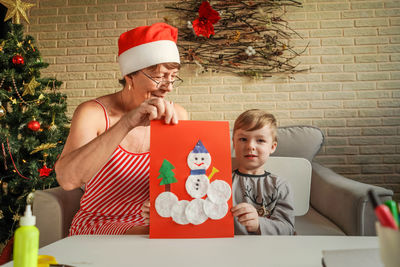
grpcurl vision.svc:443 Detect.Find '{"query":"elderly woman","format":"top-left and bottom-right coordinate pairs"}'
top-left (55, 23), bottom-right (188, 235)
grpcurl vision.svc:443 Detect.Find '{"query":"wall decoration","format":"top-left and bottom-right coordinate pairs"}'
top-left (165, 0), bottom-right (306, 78)
top-left (150, 120), bottom-right (233, 238)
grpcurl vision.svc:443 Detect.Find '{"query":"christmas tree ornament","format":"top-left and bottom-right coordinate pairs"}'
top-left (26, 191), bottom-right (34, 205)
top-left (2, 143), bottom-right (8, 170)
top-left (48, 113), bottom-right (57, 131)
top-left (30, 143), bottom-right (57, 154)
top-left (0, 101), bottom-right (6, 118)
top-left (0, 0), bottom-right (36, 24)
top-left (2, 182), bottom-right (8, 195)
top-left (28, 40), bottom-right (35, 51)
top-left (38, 164), bottom-right (52, 177)
top-left (12, 54), bottom-right (24, 66)
top-left (6, 137), bottom-right (29, 179)
top-left (0, 41), bottom-right (5, 52)
top-left (13, 214), bottom-right (20, 221)
top-left (22, 77), bottom-right (40, 96)
top-left (27, 119), bottom-right (40, 131)
top-left (0, 210), bottom-right (4, 220)
top-left (12, 76), bottom-right (28, 104)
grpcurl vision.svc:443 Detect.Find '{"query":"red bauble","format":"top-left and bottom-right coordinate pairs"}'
top-left (27, 120), bottom-right (41, 131)
top-left (12, 55), bottom-right (25, 66)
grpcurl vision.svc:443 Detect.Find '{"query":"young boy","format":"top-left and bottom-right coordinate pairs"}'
top-left (231, 109), bottom-right (295, 235)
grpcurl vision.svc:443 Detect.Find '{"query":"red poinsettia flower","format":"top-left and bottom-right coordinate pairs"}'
top-left (38, 165), bottom-right (53, 177)
top-left (192, 1), bottom-right (221, 38)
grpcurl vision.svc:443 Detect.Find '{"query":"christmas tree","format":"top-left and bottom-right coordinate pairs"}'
top-left (157, 159), bottom-right (177, 192)
top-left (0, 20), bottom-right (69, 245)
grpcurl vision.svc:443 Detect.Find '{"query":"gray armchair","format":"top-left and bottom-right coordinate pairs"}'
top-left (33, 125), bottom-right (393, 247)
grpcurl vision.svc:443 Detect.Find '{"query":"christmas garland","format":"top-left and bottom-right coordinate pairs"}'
top-left (165, 0), bottom-right (307, 78)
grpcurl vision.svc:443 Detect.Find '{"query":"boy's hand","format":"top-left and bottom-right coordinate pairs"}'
top-left (231, 203), bottom-right (260, 234)
top-left (141, 200), bottom-right (150, 225)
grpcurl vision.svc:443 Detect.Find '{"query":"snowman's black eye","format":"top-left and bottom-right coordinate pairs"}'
top-left (201, 157), bottom-right (204, 160)
top-left (195, 157), bottom-right (198, 160)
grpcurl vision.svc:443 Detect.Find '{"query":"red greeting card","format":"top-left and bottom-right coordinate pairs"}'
top-left (149, 120), bottom-right (233, 238)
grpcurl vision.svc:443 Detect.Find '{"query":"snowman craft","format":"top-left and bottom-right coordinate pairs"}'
top-left (155, 140), bottom-right (232, 225)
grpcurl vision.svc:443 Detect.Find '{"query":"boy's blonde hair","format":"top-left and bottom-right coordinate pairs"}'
top-left (233, 109), bottom-right (277, 142)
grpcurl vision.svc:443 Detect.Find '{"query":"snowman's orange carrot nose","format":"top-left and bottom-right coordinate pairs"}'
top-left (208, 167), bottom-right (219, 180)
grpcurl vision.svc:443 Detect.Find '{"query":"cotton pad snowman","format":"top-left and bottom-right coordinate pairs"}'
top-left (207, 180), bottom-right (232, 204)
top-left (185, 140), bottom-right (211, 199)
top-left (155, 191), bottom-right (178, 218)
top-left (171, 200), bottom-right (190, 225)
top-left (203, 198), bottom-right (229, 220)
top-left (185, 198), bottom-right (208, 225)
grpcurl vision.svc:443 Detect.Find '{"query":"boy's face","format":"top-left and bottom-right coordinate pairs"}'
top-left (233, 125), bottom-right (277, 175)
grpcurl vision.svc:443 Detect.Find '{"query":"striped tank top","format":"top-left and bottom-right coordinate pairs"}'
top-left (69, 100), bottom-right (149, 235)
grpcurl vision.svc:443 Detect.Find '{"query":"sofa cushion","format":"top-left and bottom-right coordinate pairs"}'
top-left (295, 206), bottom-right (345, 236)
top-left (272, 126), bottom-right (324, 162)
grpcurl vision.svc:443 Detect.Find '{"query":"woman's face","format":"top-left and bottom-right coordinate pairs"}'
top-left (130, 64), bottom-right (179, 101)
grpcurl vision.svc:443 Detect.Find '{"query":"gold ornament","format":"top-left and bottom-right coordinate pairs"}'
top-left (0, 210), bottom-right (4, 220)
top-left (48, 123), bottom-right (57, 131)
top-left (30, 143), bottom-right (57, 154)
top-left (2, 181), bottom-right (8, 195)
top-left (28, 39), bottom-right (35, 51)
top-left (26, 191), bottom-right (35, 205)
top-left (22, 77), bottom-right (40, 96)
top-left (0, 0), bottom-right (36, 24)
top-left (0, 41), bottom-right (5, 52)
top-left (0, 101), bottom-right (6, 118)
top-left (13, 213), bottom-right (20, 221)
top-left (48, 113), bottom-right (57, 131)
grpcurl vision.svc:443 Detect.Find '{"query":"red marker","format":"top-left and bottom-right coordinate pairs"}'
top-left (368, 189), bottom-right (398, 230)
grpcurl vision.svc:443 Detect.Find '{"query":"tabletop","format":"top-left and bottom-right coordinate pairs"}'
top-left (3, 235), bottom-right (380, 267)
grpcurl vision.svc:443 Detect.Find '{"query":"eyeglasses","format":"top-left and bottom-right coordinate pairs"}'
top-left (140, 71), bottom-right (183, 89)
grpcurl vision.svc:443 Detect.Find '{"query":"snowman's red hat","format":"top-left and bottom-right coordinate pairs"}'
top-left (118, 23), bottom-right (180, 77)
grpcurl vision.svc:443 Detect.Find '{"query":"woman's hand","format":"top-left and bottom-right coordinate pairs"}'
top-left (231, 203), bottom-right (260, 234)
top-left (124, 97), bottom-right (178, 128)
top-left (141, 200), bottom-right (150, 225)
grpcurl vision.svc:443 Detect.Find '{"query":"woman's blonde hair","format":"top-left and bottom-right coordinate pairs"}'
top-left (233, 109), bottom-right (277, 142)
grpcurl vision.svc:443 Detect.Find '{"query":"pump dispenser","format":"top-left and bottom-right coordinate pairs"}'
top-left (13, 204), bottom-right (39, 267)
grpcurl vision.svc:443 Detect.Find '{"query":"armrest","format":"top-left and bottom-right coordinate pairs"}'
top-left (33, 186), bottom-right (83, 247)
top-left (310, 162), bottom-right (393, 236)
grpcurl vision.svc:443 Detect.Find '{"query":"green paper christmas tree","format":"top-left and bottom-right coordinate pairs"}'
top-left (157, 159), bottom-right (178, 191)
top-left (0, 22), bottom-right (69, 246)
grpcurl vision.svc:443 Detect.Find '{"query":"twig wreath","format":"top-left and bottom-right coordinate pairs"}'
top-left (165, 0), bottom-right (307, 78)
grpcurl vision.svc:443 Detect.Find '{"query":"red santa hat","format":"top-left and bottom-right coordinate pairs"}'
top-left (118, 23), bottom-right (180, 76)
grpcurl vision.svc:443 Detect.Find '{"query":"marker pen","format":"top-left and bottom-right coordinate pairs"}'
top-left (384, 200), bottom-right (399, 227)
top-left (367, 189), bottom-right (398, 230)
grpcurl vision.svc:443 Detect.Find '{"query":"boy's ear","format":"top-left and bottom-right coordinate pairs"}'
top-left (270, 141), bottom-right (278, 154)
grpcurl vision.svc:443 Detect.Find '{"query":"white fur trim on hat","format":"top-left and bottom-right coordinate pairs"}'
top-left (118, 40), bottom-right (180, 77)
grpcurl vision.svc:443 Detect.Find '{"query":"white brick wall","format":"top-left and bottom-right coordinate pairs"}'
top-left (25, 0), bottom-right (400, 200)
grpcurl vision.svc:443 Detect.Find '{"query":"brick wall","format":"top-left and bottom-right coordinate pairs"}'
top-left (24, 0), bottom-right (399, 201)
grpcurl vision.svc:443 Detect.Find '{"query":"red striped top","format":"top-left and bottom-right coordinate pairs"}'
top-left (69, 100), bottom-right (149, 235)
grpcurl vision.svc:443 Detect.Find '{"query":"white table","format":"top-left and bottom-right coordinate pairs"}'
top-left (4, 235), bottom-right (379, 267)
